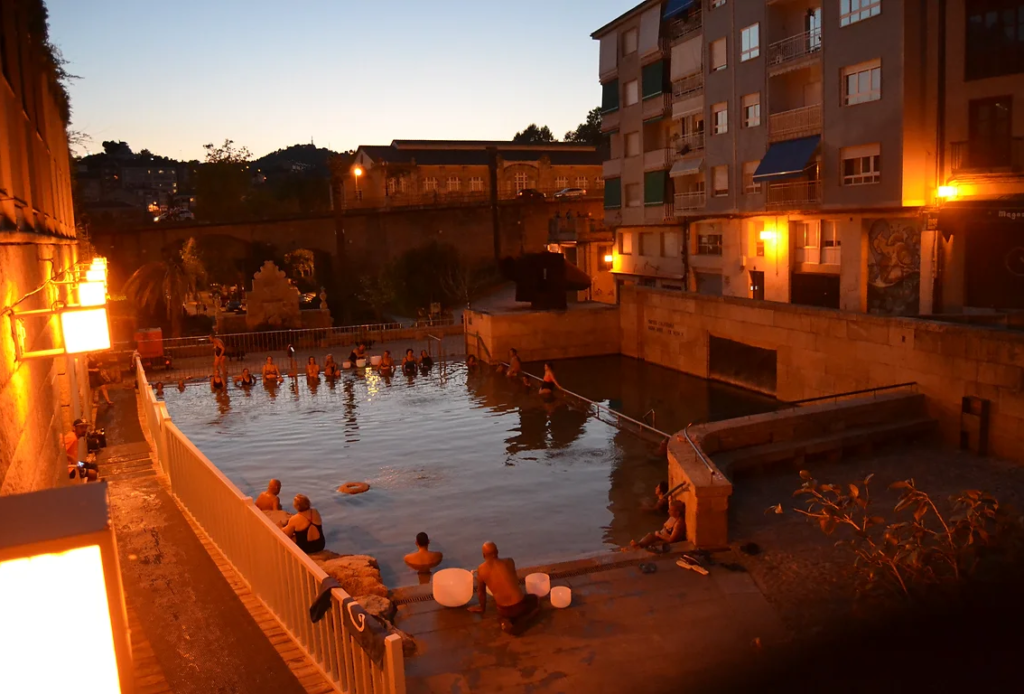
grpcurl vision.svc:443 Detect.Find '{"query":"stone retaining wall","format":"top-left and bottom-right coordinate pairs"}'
top-left (465, 304), bottom-right (620, 364)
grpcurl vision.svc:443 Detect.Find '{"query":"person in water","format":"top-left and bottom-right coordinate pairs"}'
top-left (255, 479), bottom-right (282, 511)
top-left (262, 356), bottom-right (283, 383)
top-left (305, 356), bottom-right (320, 379)
top-left (211, 334), bottom-right (227, 379)
top-left (538, 362), bottom-right (561, 397)
top-left (401, 349), bottom-right (417, 375)
top-left (379, 350), bottom-right (395, 373)
top-left (649, 481), bottom-right (670, 513)
top-left (631, 500), bottom-right (685, 549)
top-left (506, 348), bottom-right (523, 379)
top-left (210, 372), bottom-right (226, 391)
top-left (177, 379), bottom-right (186, 392)
top-left (282, 494), bottom-right (325, 554)
top-left (348, 342), bottom-right (368, 364)
top-left (235, 367), bottom-right (256, 387)
top-left (469, 542), bottom-right (540, 635)
top-left (466, 354), bottom-right (478, 370)
top-left (419, 350), bottom-right (434, 369)
top-left (403, 532), bottom-right (444, 573)
top-left (154, 382), bottom-right (164, 397)
top-left (324, 355), bottom-right (340, 378)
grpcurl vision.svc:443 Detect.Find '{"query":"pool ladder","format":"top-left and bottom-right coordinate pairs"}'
top-left (643, 409), bottom-right (656, 429)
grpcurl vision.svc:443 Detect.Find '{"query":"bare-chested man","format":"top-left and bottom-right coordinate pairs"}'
top-left (468, 541), bottom-right (540, 635)
top-left (255, 479), bottom-right (282, 511)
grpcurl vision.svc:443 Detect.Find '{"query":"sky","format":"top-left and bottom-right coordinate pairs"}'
top-left (47, 0), bottom-right (630, 160)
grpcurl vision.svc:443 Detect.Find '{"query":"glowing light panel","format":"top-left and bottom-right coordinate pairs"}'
top-left (79, 281), bottom-right (107, 307)
top-left (61, 308), bottom-right (112, 353)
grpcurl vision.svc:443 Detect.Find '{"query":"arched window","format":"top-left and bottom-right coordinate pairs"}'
top-left (424, 177), bottom-right (438, 192)
top-left (447, 176), bottom-right (460, 192)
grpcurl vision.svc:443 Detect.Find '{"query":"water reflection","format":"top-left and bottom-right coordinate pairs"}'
top-left (214, 390), bottom-right (231, 417)
top-left (307, 377), bottom-right (320, 396)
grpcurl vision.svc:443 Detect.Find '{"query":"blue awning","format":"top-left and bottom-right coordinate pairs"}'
top-left (753, 136), bottom-right (821, 183)
top-left (663, 0), bottom-right (696, 21)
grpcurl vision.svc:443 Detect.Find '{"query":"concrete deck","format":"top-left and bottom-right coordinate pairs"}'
top-left (395, 551), bottom-right (788, 694)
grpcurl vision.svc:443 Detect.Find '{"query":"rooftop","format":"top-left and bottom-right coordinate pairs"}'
top-left (354, 140), bottom-right (603, 167)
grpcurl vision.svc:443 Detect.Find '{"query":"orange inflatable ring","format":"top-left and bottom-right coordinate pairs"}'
top-left (339, 481), bottom-right (370, 495)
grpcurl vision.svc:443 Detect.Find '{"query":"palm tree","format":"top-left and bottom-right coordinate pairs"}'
top-left (124, 238), bottom-right (207, 337)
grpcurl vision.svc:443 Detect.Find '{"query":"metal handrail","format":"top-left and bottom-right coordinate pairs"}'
top-left (643, 409), bottom-right (656, 428)
top-left (788, 382), bottom-right (918, 406)
top-left (681, 421), bottom-right (718, 483)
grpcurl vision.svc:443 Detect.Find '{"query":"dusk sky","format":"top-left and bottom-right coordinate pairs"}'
top-left (47, 0), bottom-right (628, 160)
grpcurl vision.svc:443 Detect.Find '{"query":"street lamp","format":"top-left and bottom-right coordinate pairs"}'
top-left (352, 166), bottom-right (364, 201)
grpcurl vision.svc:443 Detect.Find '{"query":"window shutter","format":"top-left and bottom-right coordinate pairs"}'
top-left (642, 61), bottom-right (665, 99)
top-left (604, 178), bottom-right (622, 209)
top-left (644, 170), bottom-right (667, 205)
top-left (602, 80), bottom-right (620, 112)
top-left (711, 38), bottom-right (727, 70)
top-left (713, 165), bottom-right (728, 192)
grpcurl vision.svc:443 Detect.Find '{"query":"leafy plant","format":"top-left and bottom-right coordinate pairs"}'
top-left (356, 266), bottom-right (398, 321)
top-left (123, 237), bottom-right (207, 337)
top-left (775, 471), bottom-right (1020, 599)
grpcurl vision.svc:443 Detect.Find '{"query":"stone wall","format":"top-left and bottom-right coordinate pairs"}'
top-left (465, 304), bottom-right (621, 365)
top-left (621, 286), bottom-right (1024, 462)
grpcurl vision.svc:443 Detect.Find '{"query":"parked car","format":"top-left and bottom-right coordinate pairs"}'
top-left (516, 188), bottom-right (546, 201)
top-left (554, 187), bottom-right (587, 198)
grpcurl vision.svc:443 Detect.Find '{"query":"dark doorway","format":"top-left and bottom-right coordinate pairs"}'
top-left (792, 272), bottom-right (839, 309)
top-left (749, 270), bottom-right (765, 301)
top-left (965, 221), bottom-right (1024, 309)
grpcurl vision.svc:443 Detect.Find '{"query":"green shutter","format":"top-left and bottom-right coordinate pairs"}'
top-left (602, 80), bottom-right (619, 113)
top-left (604, 178), bottom-right (622, 209)
top-left (644, 170), bottom-right (666, 205)
top-left (642, 61), bottom-right (665, 99)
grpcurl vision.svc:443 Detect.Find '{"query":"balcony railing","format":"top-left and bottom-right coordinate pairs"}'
top-left (668, 9), bottom-right (703, 43)
top-left (642, 93), bottom-right (670, 120)
top-left (821, 246), bottom-right (841, 265)
top-left (672, 73), bottom-right (704, 100)
top-left (644, 148), bottom-right (673, 171)
top-left (794, 247), bottom-right (820, 264)
top-left (950, 138), bottom-right (1024, 173)
top-left (768, 103), bottom-right (822, 142)
top-left (676, 132), bottom-right (705, 155)
top-left (674, 190), bottom-right (707, 213)
top-left (768, 28), bottom-right (822, 68)
top-left (766, 180), bottom-right (821, 208)
top-left (601, 109), bottom-right (620, 133)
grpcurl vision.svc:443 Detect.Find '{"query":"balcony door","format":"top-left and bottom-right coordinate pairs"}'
top-left (969, 97), bottom-right (1012, 168)
top-left (806, 8), bottom-right (822, 51)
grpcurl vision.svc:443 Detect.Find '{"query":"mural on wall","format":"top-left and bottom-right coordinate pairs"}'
top-left (867, 218), bottom-right (921, 316)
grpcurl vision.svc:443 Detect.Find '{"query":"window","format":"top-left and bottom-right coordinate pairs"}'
top-left (576, 177), bottom-right (588, 189)
top-left (712, 165), bottom-right (729, 196)
top-left (625, 79), bottom-right (640, 106)
top-left (710, 38), bottom-right (727, 72)
top-left (661, 231), bottom-right (681, 258)
top-left (446, 176), bottom-right (460, 192)
top-left (795, 221), bottom-right (819, 249)
top-left (823, 222), bottom-right (841, 249)
top-left (514, 172), bottom-right (530, 191)
top-left (741, 24), bottom-right (760, 61)
top-left (602, 79), bottom-right (620, 112)
top-left (840, 0), bottom-right (881, 27)
top-left (841, 144), bottom-right (881, 185)
top-left (969, 96), bottom-right (1014, 168)
top-left (712, 102), bottom-right (728, 135)
top-left (697, 231), bottom-right (723, 255)
top-left (742, 161), bottom-right (760, 194)
top-left (642, 60), bottom-right (665, 99)
top-left (605, 178), bottom-right (622, 208)
top-left (599, 245), bottom-right (613, 270)
top-left (626, 183), bottom-right (642, 207)
top-left (742, 93), bottom-right (760, 128)
top-left (625, 131), bottom-right (641, 157)
top-left (619, 230), bottom-right (633, 254)
top-left (623, 28), bottom-right (638, 55)
top-left (469, 177), bottom-right (484, 192)
top-left (555, 177), bottom-right (568, 189)
top-left (386, 177), bottom-right (398, 195)
top-left (399, 178), bottom-right (408, 193)
top-left (966, 3), bottom-right (1024, 81)
top-left (424, 177), bottom-right (438, 192)
top-left (644, 170), bottom-right (667, 205)
top-left (639, 232), bottom-right (656, 256)
top-left (843, 60), bottom-right (881, 105)
top-left (710, 0), bottom-right (726, 8)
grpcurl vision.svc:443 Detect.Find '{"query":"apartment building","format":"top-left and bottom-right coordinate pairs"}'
top-left (595, 0), bottom-right (1024, 317)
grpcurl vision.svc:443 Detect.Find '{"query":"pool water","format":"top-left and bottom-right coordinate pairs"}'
top-left (162, 358), bottom-right (777, 586)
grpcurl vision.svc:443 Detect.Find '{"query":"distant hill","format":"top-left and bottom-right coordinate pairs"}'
top-left (253, 144), bottom-right (341, 178)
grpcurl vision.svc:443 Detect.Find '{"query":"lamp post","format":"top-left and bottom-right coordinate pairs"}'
top-left (353, 165), bottom-right (364, 203)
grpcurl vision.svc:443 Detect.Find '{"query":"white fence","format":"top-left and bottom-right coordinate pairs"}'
top-left (136, 358), bottom-right (406, 694)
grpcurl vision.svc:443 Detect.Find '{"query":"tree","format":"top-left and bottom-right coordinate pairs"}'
top-left (442, 256), bottom-right (500, 310)
top-left (123, 238), bottom-right (207, 337)
top-left (203, 139), bottom-right (252, 164)
top-left (564, 107), bottom-right (604, 146)
top-left (356, 265), bottom-right (398, 321)
top-left (512, 124), bottom-right (556, 144)
top-left (196, 139), bottom-right (253, 221)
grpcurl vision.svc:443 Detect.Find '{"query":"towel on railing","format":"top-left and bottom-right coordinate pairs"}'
top-left (309, 578), bottom-right (389, 666)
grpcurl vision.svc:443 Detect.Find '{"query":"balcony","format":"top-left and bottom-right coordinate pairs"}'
top-left (601, 109), bottom-right (620, 133)
top-left (675, 132), bottom-right (705, 156)
top-left (668, 9), bottom-right (703, 43)
top-left (766, 180), bottom-right (821, 208)
top-left (767, 28), bottom-right (822, 73)
top-left (603, 159), bottom-right (622, 178)
top-left (642, 93), bottom-right (670, 121)
top-left (644, 148), bottom-right (673, 171)
top-left (768, 104), bottom-right (821, 142)
top-left (950, 138), bottom-right (1024, 174)
top-left (645, 203), bottom-right (674, 224)
top-left (674, 190), bottom-right (706, 214)
top-left (821, 246), bottom-right (840, 264)
top-left (672, 73), bottom-right (704, 101)
top-left (795, 246), bottom-right (840, 265)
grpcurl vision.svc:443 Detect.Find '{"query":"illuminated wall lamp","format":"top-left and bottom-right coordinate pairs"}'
top-left (603, 254), bottom-right (614, 263)
top-left (11, 306), bottom-right (112, 359)
top-left (759, 229), bottom-right (778, 241)
top-left (79, 281), bottom-right (108, 307)
top-left (0, 483), bottom-right (134, 693)
top-left (937, 185), bottom-right (958, 200)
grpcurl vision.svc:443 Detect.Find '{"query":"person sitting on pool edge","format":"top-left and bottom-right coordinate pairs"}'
top-left (255, 479), bottom-right (282, 511)
top-left (469, 541), bottom-right (540, 635)
top-left (403, 532), bottom-right (444, 573)
top-left (324, 354), bottom-right (340, 379)
top-left (262, 356), bottom-right (283, 383)
top-left (305, 356), bottom-right (320, 380)
top-left (282, 494), bottom-right (325, 554)
top-left (235, 367), bottom-right (255, 387)
top-left (631, 500), bottom-right (685, 549)
top-left (419, 350), bottom-right (434, 369)
top-left (401, 349), bottom-right (417, 375)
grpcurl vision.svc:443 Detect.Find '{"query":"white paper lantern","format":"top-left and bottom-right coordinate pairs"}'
top-left (432, 568), bottom-right (474, 607)
top-left (550, 586), bottom-right (572, 609)
top-left (525, 573), bottom-right (551, 598)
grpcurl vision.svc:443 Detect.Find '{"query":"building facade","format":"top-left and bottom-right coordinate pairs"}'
top-left (594, 0), bottom-right (1024, 317)
top-left (0, 0), bottom-right (88, 494)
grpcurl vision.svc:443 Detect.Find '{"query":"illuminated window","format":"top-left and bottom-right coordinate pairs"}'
top-left (424, 177), bottom-right (438, 192)
top-left (387, 178), bottom-right (397, 195)
top-left (843, 60), bottom-right (881, 105)
top-left (619, 230), bottom-right (634, 255)
top-left (741, 24), bottom-right (760, 61)
top-left (841, 143), bottom-right (881, 185)
top-left (555, 176), bottom-right (568, 188)
top-left (469, 177), bottom-right (484, 191)
top-left (697, 231), bottom-right (723, 255)
top-left (841, 0), bottom-right (881, 27)
top-left (447, 176), bottom-right (460, 192)
top-left (514, 172), bottom-right (529, 191)
top-left (576, 176), bottom-right (588, 189)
